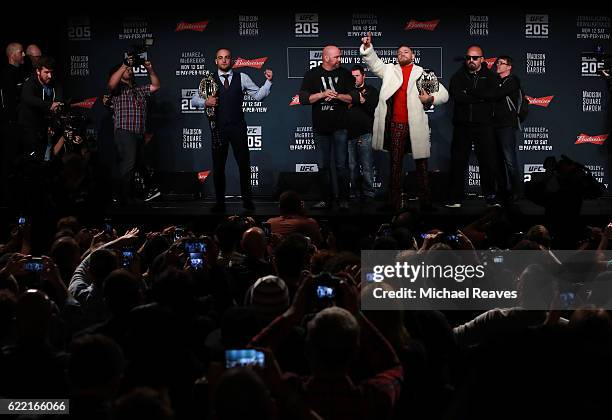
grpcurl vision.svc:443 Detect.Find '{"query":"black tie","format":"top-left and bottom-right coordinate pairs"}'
top-left (222, 74), bottom-right (230, 90)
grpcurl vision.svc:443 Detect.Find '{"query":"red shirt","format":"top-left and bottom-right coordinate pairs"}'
top-left (391, 64), bottom-right (413, 123)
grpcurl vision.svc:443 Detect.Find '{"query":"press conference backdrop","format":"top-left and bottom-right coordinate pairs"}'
top-left (61, 9), bottom-right (611, 197)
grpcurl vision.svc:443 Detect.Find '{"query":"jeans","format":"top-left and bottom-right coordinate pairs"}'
top-left (114, 128), bottom-right (144, 202)
top-left (314, 129), bottom-right (349, 201)
top-left (496, 126), bottom-right (522, 198)
top-left (348, 132), bottom-right (375, 198)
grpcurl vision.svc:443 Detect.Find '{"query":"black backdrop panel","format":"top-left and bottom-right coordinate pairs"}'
top-left (62, 9), bottom-right (612, 196)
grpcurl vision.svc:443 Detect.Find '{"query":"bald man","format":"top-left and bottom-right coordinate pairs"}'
top-left (1, 42), bottom-right (26, 204)
top-left (447, 45), bottom-right (501, 208)
top-left (1, 43), bottom-right (25, 122)
top-left (25, 44), bottom-right (42, 75)
top-left (299, 45), bottom-right (359, 211)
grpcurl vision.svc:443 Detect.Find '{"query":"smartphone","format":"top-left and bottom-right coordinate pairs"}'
top-left (174, 227), bottom-right (186, 242)
top-left (18, 216), bottom-right (26, 227)
top-left (103, 218), bottom-right (113, 235)
top-left (184, 240), bottom-right (206, 253)
top-left (23, 257), bottom-right (44, 272)
top-left (261, 222), bottom-right (272, 239)
top-left (225, 349), bottom-right (265, 369)
top-left (378, 223), bottom-right (392, 237)
top-left (559, 292), bottom-right (576, 309)
top-left (446, 234), bottom-right (459, 242)
top-left (316, 285), bottom-right (336, 299)
top-left (121, 247), bottom-right (135, 268)
top-left (189, 252), bottom-right (204, 270)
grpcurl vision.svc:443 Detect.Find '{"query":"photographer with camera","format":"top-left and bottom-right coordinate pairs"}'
top-left (107, 53), bottom-right (160, 205)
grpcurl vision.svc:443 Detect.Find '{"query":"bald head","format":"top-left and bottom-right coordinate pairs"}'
top-left (6, 43), bottom-right (24, 66)
top-left (26, 44), bottom-right (42, 67)
top-left (322, 45), bottom-right (341, 71)
top-left (465, 45), bottom-right (484, 72)
top-left (241, 227), bottom-right (266, 259)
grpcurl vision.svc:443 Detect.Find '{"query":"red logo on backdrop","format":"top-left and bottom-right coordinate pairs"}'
top-left (484, 57), bottom-right (497, 69)
top-left (525, 95), bottom-right (554, 107)
top-left (71, 97), bottom-right (97, 109)
top-left (404, 19), bottom-right (440, 31)
top-left (575, 133), bottom-right (608, 145)
top-left (197, 170), bottom-right (211, 183)
top-left (175, 21), bottom-right (209, 32)
top-left (232, 57), bottom-right (268, 69)
top-left (289, 94), bottom-right (300, 106)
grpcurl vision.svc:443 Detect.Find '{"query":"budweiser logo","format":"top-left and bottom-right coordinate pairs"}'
top-left (404, 19), bottom-right (440, 31)
top-left (289, 94), bottom-right (300, 106)
top-left (71, 97), bottom-right (97, 109)
top-left (575, 133), bottom-right (608, 145)
top-left (175, 21), bottom-right (209, 32)
top-left (525, 95), bottom-right (554, 107)
top-left (484, 57), bottom-right (497, 69)
top-left (197, 170), bottom-right (211, 183)
top-left (232, 57), bottom-right (268, 69)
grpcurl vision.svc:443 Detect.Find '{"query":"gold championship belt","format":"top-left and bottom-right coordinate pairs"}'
top-left (416, 69), bottom-right (440, 95)
top-left (198, 70), bottom-right (219, 118)
top-left (198, 70), bottom-right (223, 149)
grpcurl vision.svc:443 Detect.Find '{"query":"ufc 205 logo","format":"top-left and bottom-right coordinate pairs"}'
top-left (581, 56), bottom-right (604, 77)
top-left (247, 126), bottom-right (262, 150)
top-left (180, 89), bottom-right (203, 113)
top-left (295, 14), bottom-right (319, 37)
top-left (68, 17), bottom-right (91, 40)
top-left (309, 50), bottom-right (322, 69)
top-left (525, 14), bottom-right (549, 38)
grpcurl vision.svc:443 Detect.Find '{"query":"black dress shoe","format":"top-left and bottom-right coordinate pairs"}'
top-left (211, 202), bottom-right (226, 213)
top-left (243, 200), bottom-right (255, 211)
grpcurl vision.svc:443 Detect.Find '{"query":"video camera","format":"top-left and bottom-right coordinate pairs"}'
top-left (125, 38), bottom-right (154, 67)
top-left (48, 102), bottom-right (95, 151)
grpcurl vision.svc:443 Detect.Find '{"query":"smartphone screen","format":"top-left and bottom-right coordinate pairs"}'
top-left (121, 248), bottom-right (134, 268)
top-left (225, 349), bottom-right (265, 369)
top-left (23, 260), bottom-right (44, 272)
top-left (316, 285), bottom-right (335, 299)
top-left (184, 241), bottom-right (206, 253)
top-left (103, 219), bottom-right (113, 234)
top-left (189, 252), bottom-right (204, 270)
top-left (262, 222), bottom-right (272, 238)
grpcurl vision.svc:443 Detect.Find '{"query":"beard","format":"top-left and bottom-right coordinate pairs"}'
top-left (398, 57), bottom-right (412, 66)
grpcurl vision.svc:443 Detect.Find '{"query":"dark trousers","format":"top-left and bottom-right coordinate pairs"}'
top-left (495, 126), bottom-right (522, 199)
top-left (314, 129), bottom-right (349, 201)
top-left (113, 129), bottom-right (144, 203)
top-left (449, 124), bottom-right (500, 201)
top-left (1, 122), bottom-right (21, 205)
top-left (213, 124), bottom-right (251, 203)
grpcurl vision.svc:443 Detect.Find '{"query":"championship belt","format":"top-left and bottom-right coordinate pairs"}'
top-left (198, 71), bottom-right (223, 149)
top-left (416, 69), bottom-right (440, 95)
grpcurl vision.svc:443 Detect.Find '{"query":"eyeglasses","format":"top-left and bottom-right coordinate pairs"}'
top-left (465, 55), bottom-right (482, 61)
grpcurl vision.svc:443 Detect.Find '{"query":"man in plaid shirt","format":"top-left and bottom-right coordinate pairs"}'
top-left (107, 57), bottom-right (160, 205)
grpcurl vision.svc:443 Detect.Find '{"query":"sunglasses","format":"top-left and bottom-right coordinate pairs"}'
top-left (496, 61), bottom-right (510, 66)
top-left (465, 55), bottom-right (482, 61)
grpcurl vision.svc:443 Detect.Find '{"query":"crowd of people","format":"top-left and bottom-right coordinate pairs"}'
top-left (0, 189), bottom-right (611, 419)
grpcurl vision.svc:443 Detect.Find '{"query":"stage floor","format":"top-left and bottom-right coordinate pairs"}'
top-left (108, 196), bottom-right (612, 218)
